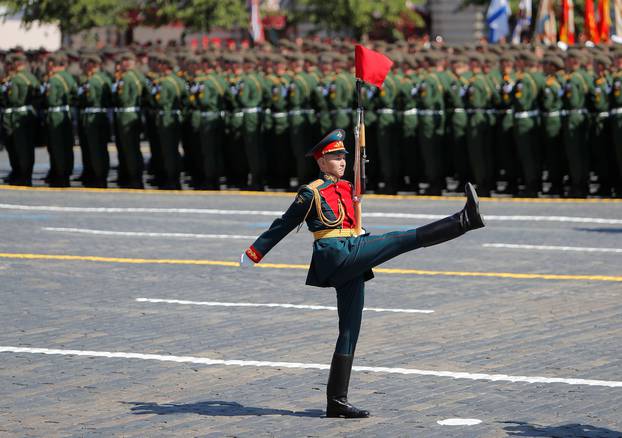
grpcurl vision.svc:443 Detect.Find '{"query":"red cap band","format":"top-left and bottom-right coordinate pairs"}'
top-left (313, 141), bottom-right (346, 160)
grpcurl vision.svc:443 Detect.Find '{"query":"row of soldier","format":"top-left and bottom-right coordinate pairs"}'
top-left (2, 44), bottom-right (622, 197)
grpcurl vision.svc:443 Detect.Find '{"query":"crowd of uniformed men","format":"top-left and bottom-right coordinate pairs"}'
top-left (2, 39), bottom-right (622, 197)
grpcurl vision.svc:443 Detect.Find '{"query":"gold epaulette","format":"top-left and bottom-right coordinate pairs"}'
top-left (306, 179), bottom-right (323, 190)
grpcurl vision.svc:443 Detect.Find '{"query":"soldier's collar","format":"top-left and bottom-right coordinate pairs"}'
top-left (322, 173), bottom-right (339, 183)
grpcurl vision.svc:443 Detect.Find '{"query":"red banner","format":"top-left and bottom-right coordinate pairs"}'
top-left (560, 0), bottom-right (576, 44)
top-left (586, 0), bottom-right (600, 42)
top-left (599, 0), bottom-right (612, 42)
top-left (354, 45), bottom-right (393, 89)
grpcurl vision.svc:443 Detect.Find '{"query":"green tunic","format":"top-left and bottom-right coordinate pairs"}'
top-left (79, 71), bottom-right (112, 187)
top-left (1, 69), bottom-right (40, 185)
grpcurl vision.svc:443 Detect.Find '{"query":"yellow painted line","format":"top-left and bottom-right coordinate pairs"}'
top-left (1, 252), bottom-right (621, 282)
top-left (1, 184), bottom-right (621, 203)
top-left (0, 252), bottom-right (238, 267)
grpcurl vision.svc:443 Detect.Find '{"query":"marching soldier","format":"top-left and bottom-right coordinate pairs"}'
top-left (311, 53), bottom-right (334, 136)
top-left (265, 54), bottom-right (293, 189)
top-left (327, 55), bottom-right (355, 178)
top-left (113, 51), bottom-right (144, 189)
top-left (227, 53), bottom-right (264, 190)
top-left (445, 55), bottom-right (471, 192)
top-left (398, 54), bottom-right (420, 192)
top-left (78, 54), bottom-right (112, 188)
top-left (153, 55), bottom-right (186, 190)
top-left (372, 64), bottom-right (400, 195)
top-left (143, 54), bottom-right (163, 187)
top-left (465, 52), bottom-right (494, 196)
top-left (611, 50), bottom-right (622, 197)
top-left (540, 56), bottom-right (566, 196)
top-left (1, 53), bottom-right (40, 186)
top-left (44, 53), bottom-right (77, 187)
top-left (239, 129), bottom-right (485, 418)
top-left (591, 55), bottom-right (614, 197)
top-left (223, 54), bottom-right (247, 188)
top-left (513, 52), bottom-right (542, 197)
top-left (563, 50), bottom-right (592, 197)
top-left (184, 55), bottom-right (205, 188)
top-left (288, 52), bottom-right (317, 185)
top-left (194, 54), bottom-right (228, 190)
top-left (496, 53), bottom-right (517, 194)
top-left (416, 53), bottom-right (446, 195)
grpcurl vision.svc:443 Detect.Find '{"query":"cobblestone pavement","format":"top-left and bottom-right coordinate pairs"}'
top-left (1, 152), bottom-right (622, 436)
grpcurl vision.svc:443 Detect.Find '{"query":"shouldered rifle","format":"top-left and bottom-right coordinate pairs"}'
top-left (352, 44), bottom-right (393, 236)
top-left (353, 79), bottom-right (366, 236)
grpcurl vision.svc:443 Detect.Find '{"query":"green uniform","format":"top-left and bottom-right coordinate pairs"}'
top-left (78, 70), bottom-right (112, 187)
top-left (358, 81), bottom-right (379, 191)
top-left (45, 69), bottom-right (77, 187)
top-left (446, 71), bottom-right (470, 190)
top-left (497, 72), bottom-right (518, 193)
top-left (194, 72), bottom-right (228, 189)
top-left (266, 72), bottom-right (293, 189)
top-left (245, 72), bottom-right (265, 189)
top-left (540, 72), bottom-right (565, 194)
top-left (143, 70), bottom-right (162, 186)
top-left (288, 72), bottom-right (317, 184)
top-left (178, 70), bottom-right (199, 186)
top-left (562, 71), bottom-right (592, 197)
top-left (590, 73), bottom-right (613, 196)
top-left (243, 149), bottom-right (484, 417)
top-left (1, 69), bottom-right (40, 186)
top-left (466, 73), bottom-right (494, 195)
top-left (154, 73), bottom-right (186, 189)
top-left (397, 74), bottom-right (419, 191)
top-left (373, 73), bottom-right (400, 194)
top-left (512, 71), bottom-right (541, 196)
top-left (113, 68), bottom-right (144, 188)
top-left (326, 72), bottom-right (355, 179)
top-left (416, 71), bottom-right (446, 195)
top-left (610, 71), bottom-right (622, 195)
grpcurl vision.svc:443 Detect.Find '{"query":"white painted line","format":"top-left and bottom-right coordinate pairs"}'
top-left (2, 203), bottom-right (621, 225)
top-left (2, 346), bottom-right (621, 388)
top-left (483, 243), bottom-right (622, 254)
top-left (437, 418), bottom-right (482, 426)
top-left (135, 297), bottom-right (435, 314)
top-left (44, 227), bottom-right (256, 240)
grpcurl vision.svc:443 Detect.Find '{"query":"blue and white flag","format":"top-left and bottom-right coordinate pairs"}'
top-left (512, 0), bottom-right (532, 44)
top-left (487, 0), bottom-right (512, 43)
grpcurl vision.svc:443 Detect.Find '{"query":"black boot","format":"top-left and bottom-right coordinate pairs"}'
top-left (416, 182), bottom-right (485, 247)
top-left (326, 353), bottom-right (369, 419)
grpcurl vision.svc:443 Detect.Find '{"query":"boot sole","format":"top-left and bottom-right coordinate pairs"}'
top-left (465, 182), bottom-right (486, 228)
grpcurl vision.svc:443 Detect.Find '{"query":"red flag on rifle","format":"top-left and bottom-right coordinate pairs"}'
top-left (354, 44), bottom-right (393, 88)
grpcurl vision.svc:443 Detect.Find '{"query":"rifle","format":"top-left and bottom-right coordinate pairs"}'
top-left (353, 79), bottom-right (366, 236)
top-left (352, 44), bottom-right (393, 236)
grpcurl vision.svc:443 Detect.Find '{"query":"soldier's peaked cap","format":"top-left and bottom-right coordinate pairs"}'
top-left (305, 129), bottom-right (349, 159)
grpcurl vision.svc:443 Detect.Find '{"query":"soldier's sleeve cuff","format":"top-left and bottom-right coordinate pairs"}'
top-left (245, 246), bottom-right (263, 263)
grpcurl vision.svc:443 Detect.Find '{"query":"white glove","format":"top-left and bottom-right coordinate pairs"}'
top-left (240, 252), bottom-right (255, 267)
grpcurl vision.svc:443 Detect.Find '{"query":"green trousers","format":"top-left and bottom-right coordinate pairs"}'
top-left (321, 229), bottom-right (420, 355)
top-left (199, 116), bottom-right (224, 189)
top-left (467, 112), bottom-right (493, 194)
top-left (4, 112), bottom-right (35, 186)
top-left (611, 113), bottom-right (622, 192)
top-left (115, 113), bottom-right (143, 189)
top-left (47, 112), bottom-right (74, 187)
top-left (418, 115), bottom-right (445, 193)
top-left (82, 113), bottom-right (110, 188)
top-left (156, 113), bottom-right (181, 190)
top-left (514, 117), bottom-right (540, 193)
top-left (563, 113), bottom-right (589, 195)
